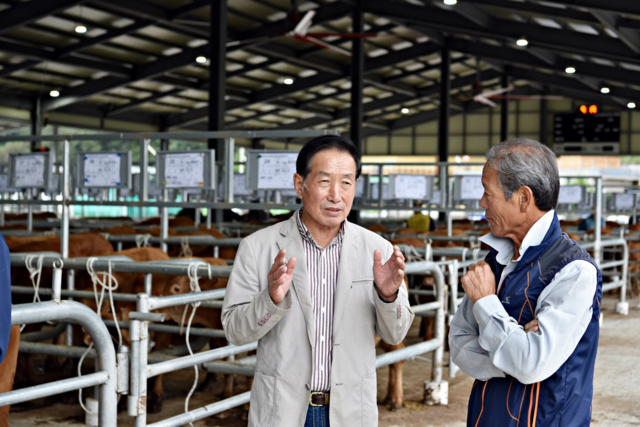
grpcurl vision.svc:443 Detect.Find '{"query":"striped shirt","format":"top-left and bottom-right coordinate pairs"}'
top-left (296, 209), bottom-right (345, 392)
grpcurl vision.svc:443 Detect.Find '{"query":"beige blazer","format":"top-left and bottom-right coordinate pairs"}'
top-left (222, 211), bottom-right (414, 427)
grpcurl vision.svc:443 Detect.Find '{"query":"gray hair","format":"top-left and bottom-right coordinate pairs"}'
top-left (486, 138), bottom-right (559, 211)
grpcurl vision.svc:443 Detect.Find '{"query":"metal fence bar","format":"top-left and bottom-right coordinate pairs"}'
top-left (147, 342), bottom-right (258, 379)
top-left (0, 372), bottom-right (108, 407)
top-left (146, 392), bottom-right (252, 427)
top-left (5, 301), bottom-right (117, 427)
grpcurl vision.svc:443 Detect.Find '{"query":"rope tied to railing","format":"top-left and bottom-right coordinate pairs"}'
top-left (135, 233), bottom-right (153, 248)
top-left (178, 236), bottom-right (193, 258)
top-left (78, 258), bottom-right (123, 415)
top-left (24, 254), bottom-right (45, 304)
top-left (181, 261), bottom-right (208, 426)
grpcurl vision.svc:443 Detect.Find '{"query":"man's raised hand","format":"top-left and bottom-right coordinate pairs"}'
top-left (267, 249), bottom-right (296, 306)
top-left (373, 245), bottom-right (406, 302)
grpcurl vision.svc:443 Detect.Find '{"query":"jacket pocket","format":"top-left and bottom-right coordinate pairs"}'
top-left (352, 278), bottom-right (374, 286)
top-left (361, 373), bottom-right (378, 427)
top-left (250, 371), bottom-right (278, 427)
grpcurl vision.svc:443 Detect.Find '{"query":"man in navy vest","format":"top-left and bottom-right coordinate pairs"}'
top-left (450, 138), bottom-right (602, 427)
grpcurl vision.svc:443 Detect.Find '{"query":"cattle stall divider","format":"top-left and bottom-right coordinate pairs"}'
top-left (8, 252), bottom-right (449, 425)
top-left (0, 258), bottom-right (119, 427)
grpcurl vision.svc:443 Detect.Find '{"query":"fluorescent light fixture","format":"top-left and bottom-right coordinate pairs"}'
top-left (565, 66), bottom-right (576, 74)
top-left (443, 0), bottom-right (457, 4)
top-left (195, 56), bottom-right (207, 63)
top-left (49, 90), bottom-right (60, 97)
top-left (401, 108), bottom-right (409, 114)
top-left (75, 25), bottom-right (87, 34)
top-left (148, 145), bottom-right (157, 156)
top-left (516, 38), bottom-right (528, 47)
top-left (600, 87), bottom-right (610, 94)
top-left (283, 77), bottom-right (295, 85)
top-left (628, 102), bottom-right (636, 109)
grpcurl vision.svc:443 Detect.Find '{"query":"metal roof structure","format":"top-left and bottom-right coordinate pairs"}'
top-left (0, 0), bottom-right (638, 141)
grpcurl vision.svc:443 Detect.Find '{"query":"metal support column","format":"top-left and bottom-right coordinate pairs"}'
top-left (500, 73), bottom-right (509, 142)
top-left (350, 0), bottom-right (364, 154)
top-left (595, 177), bottom-right (602, 264)
top-left (30, 97), bottom-right (42, 151)
top-left (438, 44), bottom-right (451, 230)
top-left (139, 138), bottom-right (150, 221)
top-left (438, 44), bottom-right (450, 163)
top-left (540, 97), bottom-right (548, 145)
top-left (209, 0), bottom-right (227, 226)
top-left (224, 138), bottom-right (235, 204)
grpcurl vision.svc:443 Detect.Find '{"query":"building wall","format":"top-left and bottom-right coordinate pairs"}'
top-left (364, 98), bottom-right (637, 156)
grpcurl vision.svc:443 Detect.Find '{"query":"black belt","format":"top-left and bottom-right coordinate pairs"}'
top-left (309, 391), bottom-right (330, 406)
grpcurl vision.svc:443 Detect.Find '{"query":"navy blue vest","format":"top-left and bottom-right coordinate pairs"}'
top-left (468, 214), bottom-right (603, 427)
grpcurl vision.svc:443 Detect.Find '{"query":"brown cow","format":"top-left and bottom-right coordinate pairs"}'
top-left (0, 325), bottom-right (20, 427)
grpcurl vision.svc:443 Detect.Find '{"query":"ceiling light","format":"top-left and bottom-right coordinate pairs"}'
top-left (600, 87), bottom-right (610, 94)
top-left (75, 25), bottom-right (87, 34)
top-left (628, 102), bottom-right (636, 109)
top-left (401, 108), bottom-right (409, 114)
top-left (283, 77), bottom-right (294, 85)
top-left (195, 56), bottom-right (207, 63)
top-left (565, 66), bottom-right (576, 74)
top-left (516, 37), bottom-right (528, 47)
top-left (49, 90), bottom-right (60, 97)
top-left (443, 0), bottom-right (457, 4)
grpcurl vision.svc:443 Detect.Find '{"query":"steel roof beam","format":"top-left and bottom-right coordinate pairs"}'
top-left (365, 0), bottom-right (640, 65)
top-left (447, 38), bottom-right (640, 92)
top-left (463, 0), bottom-right (597, 23)
top-left (0, 0), bottom-right (87, 35)
top-left (529, 0), bottom-right (640, 17)
top-left (590, 10), bottom-right (640, 54)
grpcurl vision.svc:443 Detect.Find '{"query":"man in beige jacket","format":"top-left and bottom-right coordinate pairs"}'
top-left (222, 134), bottom-right (414, 427)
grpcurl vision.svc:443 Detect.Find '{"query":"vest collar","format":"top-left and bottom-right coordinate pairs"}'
top-left (481, 210), bottom-right (561, 266)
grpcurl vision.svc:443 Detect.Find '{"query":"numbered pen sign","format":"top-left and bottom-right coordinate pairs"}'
top-left (557, 186), bottom-right (583, 205)
top-left (156, 150), bottom-right (215, 190)
top-left (455, 176), bottom-right (484, 201)
top-left (84, 154), bottom-right (121, 187)
top-left (77, 151), bottom-right (132, 189)
top-left (257, 153), bottom-right (297, 189)
top-left (615, 193), bottom-right (635, 210)
top-left (245, 149), bottom-right (299, 190)
top-left (8, 152), bottom-right (53, 189)
top-left (389, 174), bottom-right (434, 200)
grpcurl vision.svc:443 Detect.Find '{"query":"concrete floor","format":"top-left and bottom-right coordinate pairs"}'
top-left (7, 295), bottom-right (640, 426)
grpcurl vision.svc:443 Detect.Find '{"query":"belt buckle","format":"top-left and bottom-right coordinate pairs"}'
top-left (309, 392), bottom-right (327, 407)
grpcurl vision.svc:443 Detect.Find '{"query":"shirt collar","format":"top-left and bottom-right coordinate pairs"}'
top-left (479, 209), bottom-right (556, 265)
top-left (296, 208), bottom-right (345, 249)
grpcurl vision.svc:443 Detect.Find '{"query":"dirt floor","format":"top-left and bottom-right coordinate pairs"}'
top-left (7, 295), bottom-right (640, 426)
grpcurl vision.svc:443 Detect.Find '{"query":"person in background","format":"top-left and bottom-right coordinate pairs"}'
top-left (407, 204), bottom-right (436, 232)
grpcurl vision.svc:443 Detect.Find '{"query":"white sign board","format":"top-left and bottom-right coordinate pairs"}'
top-left (163, 153), bottom-right (204, 188)
top-left (460, 176), bottom-right (484, 200)
top-left (234, 174), bottom-right (252, 196)
top-left (14, 155), bottom-right (45, 187)
top-left (84, 153), bottom-right (122, 187)
top-left (356, 177), bottom-right (365, 197)
top-left (257, 153), bottom-right (297, 189)
top-left (392, 175), bottom-right (428, 199)
top-left (558, 186), bottom-right (583, 204)
top-left (615, 193), bottom-right (635, 210)
top-left (371, 183), bottom-right (389, 200)
top-left (431, 190), bottom-right (441, 205)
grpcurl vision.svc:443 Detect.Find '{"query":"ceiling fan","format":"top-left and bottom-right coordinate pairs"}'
top-left (225, 10), bottom-right (424, 56)
top-left (473, 86), bottom-right (563, 107)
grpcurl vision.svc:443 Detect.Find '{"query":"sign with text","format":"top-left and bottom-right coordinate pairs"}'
top-left (257, 153), bottom-right (297, 189)
top-left (557, 186), bottom-right (583, 205)
top-left (615, 193), bottom-right (635, 210)
top-left (8, 152), bottom-right (52, 189)
top-left (84, 154), bottom-right (122, 187)
top-left (156, 150), bottom-right (215, 190)
top-left (456, 176), bottom-right (484, 201)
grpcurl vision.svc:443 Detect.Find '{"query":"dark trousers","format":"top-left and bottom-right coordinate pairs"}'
top-left (304, 403), bottom-right (330, 427)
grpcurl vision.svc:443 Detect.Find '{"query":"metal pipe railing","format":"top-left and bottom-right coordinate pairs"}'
top-left (1, 301), bottom-right (117, 427)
